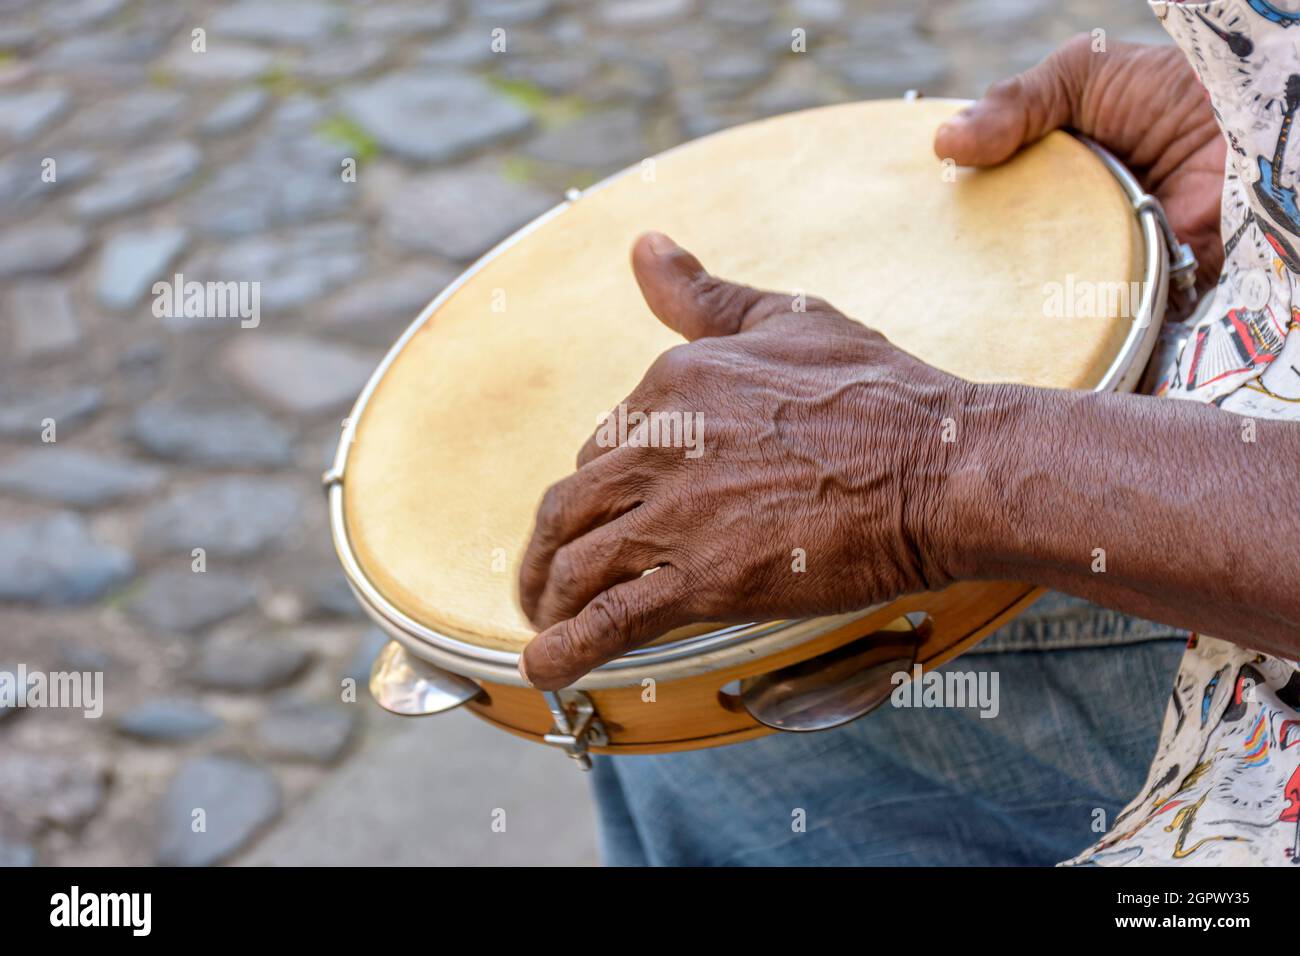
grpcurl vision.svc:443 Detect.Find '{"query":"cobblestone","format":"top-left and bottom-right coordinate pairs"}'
top-left (0, 0), bottom-right (1167, 867)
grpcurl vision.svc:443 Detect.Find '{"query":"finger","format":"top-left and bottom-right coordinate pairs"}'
top-left (518, 451), bottom-right (647, 620)
top-left (631, 231), bottom-right (791, 340)
top-left (934, 33), bottom-right (1090, 167)
top-left (519, 567), bottom-right (690, 690)
top-left (530, 510), bottom-right (664, 630)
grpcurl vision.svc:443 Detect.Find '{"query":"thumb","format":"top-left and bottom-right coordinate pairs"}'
top-left (630, 232), bottom-right (787, 340)
top-left (934, 34), bottom-right (1091, 167)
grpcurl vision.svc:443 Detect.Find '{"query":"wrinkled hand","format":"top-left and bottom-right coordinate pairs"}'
top-left (517, 233), bottom-right (969, 689)
top-left (935, 36), bottom-right (1225, 296)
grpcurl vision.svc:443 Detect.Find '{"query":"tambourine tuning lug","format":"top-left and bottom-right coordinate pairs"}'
top-left (540, 689), bottom-right (606, 769)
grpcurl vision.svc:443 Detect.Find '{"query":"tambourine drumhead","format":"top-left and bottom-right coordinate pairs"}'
top-left (343, 98), bottom-right (1143, 653)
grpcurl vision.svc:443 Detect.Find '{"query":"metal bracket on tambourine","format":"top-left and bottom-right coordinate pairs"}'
top-left (1135, 194), bottom-right (1199, 303)
top-left (541, 690), bottom-right (608, 770)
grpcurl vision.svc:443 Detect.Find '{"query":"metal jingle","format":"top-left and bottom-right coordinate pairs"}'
top-left (739, 615), bottom-right (927, 733)
top-left (368, 641), bottom-right (484, 717)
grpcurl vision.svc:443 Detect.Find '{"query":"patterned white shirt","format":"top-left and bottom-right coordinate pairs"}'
top-left (1069, 0), bottom-right (1300, 865)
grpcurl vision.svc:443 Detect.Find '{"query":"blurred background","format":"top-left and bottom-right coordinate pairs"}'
top-left (0, 0), bottom-right (1170, 866)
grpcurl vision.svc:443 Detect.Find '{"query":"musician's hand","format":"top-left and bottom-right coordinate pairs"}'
top-left (935, 35), bottom-right (1224, 296)
top-left (517, 233), bottom-right (968, 689)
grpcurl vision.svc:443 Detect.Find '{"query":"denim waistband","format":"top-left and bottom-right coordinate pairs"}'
top-left (973, 591), bottom-right (1189, 654)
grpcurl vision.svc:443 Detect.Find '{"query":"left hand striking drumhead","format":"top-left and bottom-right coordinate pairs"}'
top-left (517, 232), bottom-right (970, 690)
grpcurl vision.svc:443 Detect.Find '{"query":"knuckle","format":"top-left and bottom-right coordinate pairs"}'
top-left (548, 546), bottom-right (585, 600)
top-left (585, 589), bottom-right (632, 652)
top-left (985, 72), bottom-right (1027, 104)
top-left (650, 342), bottom-right (695, 380)
top-left (802, 295), bottom-right (836, 315)
top-left (693, 276), bottom-right (767, 329)
top-left (536, 483), bottom-right (568, 535)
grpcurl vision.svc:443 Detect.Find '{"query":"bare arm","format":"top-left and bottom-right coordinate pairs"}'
top-left (938, 383), bottom-right (1300, 654)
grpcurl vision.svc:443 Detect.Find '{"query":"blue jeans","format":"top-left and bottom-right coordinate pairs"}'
top-left (590, 593), bottom-right (1187, 865)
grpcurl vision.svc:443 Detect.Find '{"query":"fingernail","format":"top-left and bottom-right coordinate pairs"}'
top-left (645, 231), bottom-right (677, 256)
top-left (517, 653), bottom-right (534, 688)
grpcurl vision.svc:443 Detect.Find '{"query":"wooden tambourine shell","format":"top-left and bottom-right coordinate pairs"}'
top-left (327, 98), bottom-right (1178, 760)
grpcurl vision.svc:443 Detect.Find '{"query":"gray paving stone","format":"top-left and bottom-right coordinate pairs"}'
top-left (415, 31), bottom-right (496, 67)
top-left (828, 40), bottom-right (949, 96)
top-left (0, 753), bottom-right (107, 835)
top-left (343, 628), bottom-right (388, 683)
top-left (0, 150), bottom-right (97, 213)
top-left (42, 0), bottom-right (125, 30)
top-left (155, 756), bottom-right (281, 866)
top-left (590, 56), bottom-right (669, 107)
top-left (0, 88), bottom-right (70, 143)
top-left (473, 0), bottom-right (556, 24)
top-left (0, 448), bottom-right (163, 507)
top-left (192, 635), bottom-right (311, 692)
top-left (497, 55), bottom-right (600, 95)
top-left (71, 141), bottom-right (202, 221)
top-left (199, 88), bottom-right (269, 137)
top-left (0, 512), bottom-right (133, 606)
top-left (382, 167), bottom-right (553, 261)
top-left (237, 701), bottom-right (597, 866)
top-left (293, 37), bottom-right (390, 82)
top-left (706, 0), bottom-right (775, 28)
top-left (306, 568), bottom-right (365, 621)
top-left (699, 50), bottom-right (773, 92)
top-left (65, 89), bottom-right (186, 144)
top-left (8, 282), bottom-right (82, 360)
top-left (0, 221), bottom-right (89, 278)
top-left (600, 0), bottom-right (694, 28)
top-left (928, 0), bottom-right (1049, 36)
top-left (0, 25), bottom-right (40, 54)
top-left (754, 76), bottom-right (834, 118)
top-left (117, 698), bottom-right (223, 742)
top-left (258, 699), bottom-right (358, 764)
top-left (42, 30), bottom-right (167, 74)
top-left (95, 227), bottom-right (189, 311)
top-left (187, 103), bottom-right (354, 237)
top-left (324, 262), bottom-right (455, 331)
top-left (221, 334), bottom-right (376, 415)
top-left (137, 477), bottom-right (302, 558)
top-left (0, 385), bottom-right (102, 438)
top-left (125, 569), bottom-right (256, 634)
top-left (792, 0), bottom-right (845, 23)
top-left (355, 2), bottom-right (455, 36)
top-left (337, 71), bottom-right (533, 164)
top-left (128, 401), bottom-right (294, 468)
top-left (0, 837), bottom-right (36, 867)
top-left (191, 221), bottom-right (364, 310)
top-left (525, 108), bottom-right (648, 168)
top-left (161, 44), bottom-right (274, 83)
top-left (212, 0), bottom-right (344, 44)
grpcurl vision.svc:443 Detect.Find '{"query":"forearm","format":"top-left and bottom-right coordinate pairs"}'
top-left (939, 383), bottom-right (1300, 654)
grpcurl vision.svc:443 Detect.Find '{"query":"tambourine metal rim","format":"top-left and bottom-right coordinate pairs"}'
top-left (325, 99), bottom-right (1172, 692)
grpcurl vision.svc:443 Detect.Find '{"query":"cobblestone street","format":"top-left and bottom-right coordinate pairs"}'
top-left (0, 0), bottom-right (1171, 866)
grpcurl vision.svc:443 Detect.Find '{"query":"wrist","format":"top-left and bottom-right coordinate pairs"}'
top-left (921, 380), bottom-right (1042, 585)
